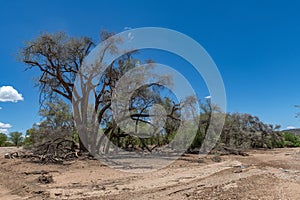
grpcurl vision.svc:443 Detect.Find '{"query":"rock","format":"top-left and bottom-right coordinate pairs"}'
top-left (54, 192), bottom-right (62, 196)
top-left (278, 168), bottom-right (289, 172)
top-left (38, 174), bottom-right (54, 184)
top-left (211, 156), bottom-right (222, 162)
top-left (233, 169), bottom-right (243, 173)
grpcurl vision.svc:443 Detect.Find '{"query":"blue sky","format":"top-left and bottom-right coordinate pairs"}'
top-left (1, 0), bottom-right (300, 134)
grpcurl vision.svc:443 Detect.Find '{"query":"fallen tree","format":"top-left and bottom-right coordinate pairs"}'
top-left (30, 138), bottom-right (80, 164)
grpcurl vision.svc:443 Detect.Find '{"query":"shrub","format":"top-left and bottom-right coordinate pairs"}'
top-left (282, 132), bottom-right (300, 147)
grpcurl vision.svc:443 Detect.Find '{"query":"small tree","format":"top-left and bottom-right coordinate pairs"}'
top-left (37, 98), bottom-right (75, 143)
top-left (0, 133), bottom-right (8, 147)
top-left (23, 124), bottom-right (39, 148)
top-left (9, 132), bottom-right (23, 147)
top-left (282, 132), bottom-right (300, 147)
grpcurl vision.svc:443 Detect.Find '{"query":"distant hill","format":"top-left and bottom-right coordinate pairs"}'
top-left (281, 128), bottom-right (300, 135)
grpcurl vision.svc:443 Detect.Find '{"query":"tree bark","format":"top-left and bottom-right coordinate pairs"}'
top-left (79, 136), bottom-right (88, 153)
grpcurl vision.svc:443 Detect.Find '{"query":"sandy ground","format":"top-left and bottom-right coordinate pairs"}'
top-left (0, 147), bottom-right (300, 200)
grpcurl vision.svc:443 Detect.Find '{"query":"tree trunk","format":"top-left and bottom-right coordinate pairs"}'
top-left (79, 136), bottom-right (88, 153)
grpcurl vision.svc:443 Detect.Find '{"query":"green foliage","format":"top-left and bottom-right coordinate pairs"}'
top-left (25, 98), bottom-right (76, 148)
top-left (190, 129), bottom-right (205, 150)
top-left (0, 133), bottom-right (8, 146)
top-left (9, 132), bottom-right (23, 147)
top-left (282, 132), bottom-right (300, 147)
top-left (188, 99), bottom-right (287, 151)
top-left (39, 99), bottom-right (73, 128)
top-left (22, 125), bottom-right (39, 149)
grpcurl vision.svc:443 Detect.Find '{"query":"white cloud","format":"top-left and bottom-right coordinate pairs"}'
top-left (286, 126), bottom-right (296, 130)
top-left (0, 128), bottom-right (9, 134)
top-left (205, 95), bottom-right (211, 99)
top-left (0, 122), bottom-right (12, 134)
top-left (0, 122), bottom-right (12, 129)
top-left (0, 107), bottom-right (2, 110)
top-left (0, 86), bottom-right (24, 102)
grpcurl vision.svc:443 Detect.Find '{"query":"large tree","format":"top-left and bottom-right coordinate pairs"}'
top-left (21, 32), bottom-right (183, 154)
top-left (21, 32), bottom-right (93, 151)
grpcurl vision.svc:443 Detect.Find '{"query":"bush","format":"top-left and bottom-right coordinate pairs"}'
top-left (3, 141), bottom-right (13, 147)
top-left (282, 132), bottom-right (300, 147)
top-left (0, 133), bottom-right (8, 147)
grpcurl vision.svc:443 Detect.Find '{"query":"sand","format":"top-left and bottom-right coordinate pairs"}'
top-left (0, 147), bottom-right (299, 199)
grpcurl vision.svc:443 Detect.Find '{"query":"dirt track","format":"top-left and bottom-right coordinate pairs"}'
top-left (0, 147), bottom-right (300, 199)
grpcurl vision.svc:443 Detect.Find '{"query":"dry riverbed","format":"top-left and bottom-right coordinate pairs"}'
top-left (0, 147), bottom-right (300, 199)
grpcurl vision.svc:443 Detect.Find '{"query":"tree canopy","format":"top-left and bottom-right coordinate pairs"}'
top-left (0, 133), bottom-right (8, 147)
top-left (21, 31), bottom-right (296, 160)
top-left (21, 31), bottom-right (187, 154)
top-left (9, 132), bottom-right (23, 147)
